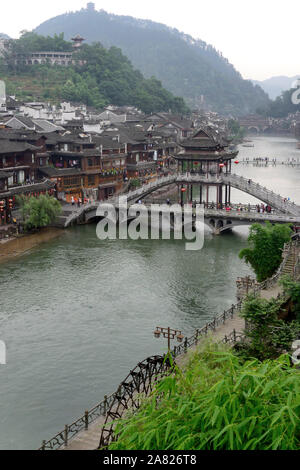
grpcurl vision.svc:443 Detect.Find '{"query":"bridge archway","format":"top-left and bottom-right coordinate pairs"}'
top-left (247, 126), bottom-right (259, 134)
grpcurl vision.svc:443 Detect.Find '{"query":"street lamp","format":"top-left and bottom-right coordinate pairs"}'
top-left (154, 326), bottom-right (184, 352)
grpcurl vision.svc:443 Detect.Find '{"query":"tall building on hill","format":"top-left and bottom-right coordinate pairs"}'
top-left (71, 35), bottom-right (85, 50)
top-left (86, 2), bottom-right (95, 10)
top-left (0, 81), bottom-right (6, 113)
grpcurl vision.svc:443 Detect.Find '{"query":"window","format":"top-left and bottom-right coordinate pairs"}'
top-left (63, 177), bottom-right (81, 188)
top-left (18, 171), bottom-right (25, 184)
top-left (88, 159), bottom-right (93, 167)
top-left (88, 175), bottom-right (95, 186)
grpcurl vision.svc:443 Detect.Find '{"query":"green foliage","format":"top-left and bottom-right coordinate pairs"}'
top-left (12, 31), bottom-right (73, 54)
top-left (239, 295), bottom-right (299, 360)
top-left (239, 222), bottom-right (292, 282)
top-left (130, 179), bottom-right (142, 188)
top-left (34, 7), bottom-right (271, 114)
top-left (108, 344), bottom-right (300, 450)
top-left (280, 276), bottom-right (300, 320)
top-left (17, 194), bottom-right (62, 231)
top-left (228, 119), bottom-right (246, 141)
top-left (3, 33), bottom-right (189, 114)
top-left (257, 88), bottom-right (300, 118)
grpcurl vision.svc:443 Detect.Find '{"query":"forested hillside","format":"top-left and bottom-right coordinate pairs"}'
top-left (257, 87), bottom-right (300, 118)
top-left (34, 5), bottom-right (270, 115)
top-left (1, 33), bottom-right (188, 114)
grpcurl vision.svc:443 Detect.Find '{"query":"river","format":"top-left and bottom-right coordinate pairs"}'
top-left (0, 135), bottom-right (299, 450)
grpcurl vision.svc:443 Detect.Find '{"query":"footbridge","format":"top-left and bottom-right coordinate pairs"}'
top-left (121, 173), bottom-right (300, 217)
top-left (56, 173), bottom-right (300, 232)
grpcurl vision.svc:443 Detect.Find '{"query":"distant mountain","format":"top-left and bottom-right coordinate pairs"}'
top-left (34, 4), bottom-right (270, 116)
top-left (0, 33), bottom-right (10, 39)
top-left (252, 76), bottom-right (300, 100)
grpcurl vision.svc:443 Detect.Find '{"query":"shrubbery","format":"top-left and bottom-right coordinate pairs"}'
top-left (108, 344), bottom-right (299, 450)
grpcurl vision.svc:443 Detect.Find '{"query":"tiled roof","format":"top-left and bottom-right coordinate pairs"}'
top-left (0, 140), bottom-right (40, 154)
top-left (39, 167), bottom-right (83, 178)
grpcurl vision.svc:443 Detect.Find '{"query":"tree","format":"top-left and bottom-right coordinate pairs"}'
top-left (239, 222), bottom-right (292, 282)
top-left (17, 194), bottom-right (62, 231)
top-left (279, 275), bottom-right (300, 321)
top-left (3, 33), bottom-right (189, 113)
top-left (239, 294), bottom-right (300, 360)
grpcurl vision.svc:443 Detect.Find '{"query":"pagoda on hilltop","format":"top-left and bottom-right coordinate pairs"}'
top-left (174, 128), bottom-right (239, 206)
top-left (71, 34), bottom-right (85, 50)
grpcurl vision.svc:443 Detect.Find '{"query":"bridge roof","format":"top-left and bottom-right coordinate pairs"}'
top-left (174, 150), bottom-right (238, 161)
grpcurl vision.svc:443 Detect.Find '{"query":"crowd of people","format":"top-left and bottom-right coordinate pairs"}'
top-left (71, 196), bottom-right (94, 208)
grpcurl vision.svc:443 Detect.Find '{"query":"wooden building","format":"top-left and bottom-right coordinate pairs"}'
top-left (174, 129), bottom-right (238, 206)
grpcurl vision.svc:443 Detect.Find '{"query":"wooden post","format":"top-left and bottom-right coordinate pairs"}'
top-left (41, 440), bottom-right (46, 451)
top-left (184, 337), bottom-right (188, 353)
top-left (103, 395), bottom-right (108, 415)
top-left (64, 425), bottom-right (69, 447)
top-left (233, 330), bottom-right (237, 343)
top-left (195, 329), bottom-right (199, 345)
top-left (85, 411), bottom-right (89, 431)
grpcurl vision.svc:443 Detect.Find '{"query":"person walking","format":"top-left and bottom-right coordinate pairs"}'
top-left (71, 196), bottom-right (75, 206)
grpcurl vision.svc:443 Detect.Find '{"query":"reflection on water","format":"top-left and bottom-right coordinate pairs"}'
top-left (0, 136), bottom-right (298, 449)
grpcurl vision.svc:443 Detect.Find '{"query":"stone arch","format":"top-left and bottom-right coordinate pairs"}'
top-left (247, 126), bottom-right (259, 134)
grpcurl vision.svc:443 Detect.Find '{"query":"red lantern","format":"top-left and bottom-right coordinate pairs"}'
top-left (194, 162), bottom-right (199, 166)
top-left (181, 188), bottom-right (187, 193)
top-left (219, 163), bottom-right (225, 168)
top-left (234, 160), bottom-right (240, 165)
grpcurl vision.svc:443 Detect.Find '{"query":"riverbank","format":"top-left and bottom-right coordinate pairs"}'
top-left (0, 227), bottom-right (65, 263)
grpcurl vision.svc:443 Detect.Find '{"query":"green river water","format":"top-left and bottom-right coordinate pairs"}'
top-left (0, 135), bottom-right (299, 449)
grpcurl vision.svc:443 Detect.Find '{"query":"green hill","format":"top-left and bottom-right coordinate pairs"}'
top-left (34, 4), bottom-right (270, 115)
top-left (0, 33), bottom-right (188, 114)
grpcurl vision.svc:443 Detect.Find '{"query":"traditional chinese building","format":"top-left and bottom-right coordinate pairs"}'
top-left (39, 133), bottom-right (127, 202)
top-left (174, 128), bottom-right (239, 206)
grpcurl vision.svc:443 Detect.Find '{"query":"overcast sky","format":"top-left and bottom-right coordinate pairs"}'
top-left (1, 0), bottom-right (299, 81)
